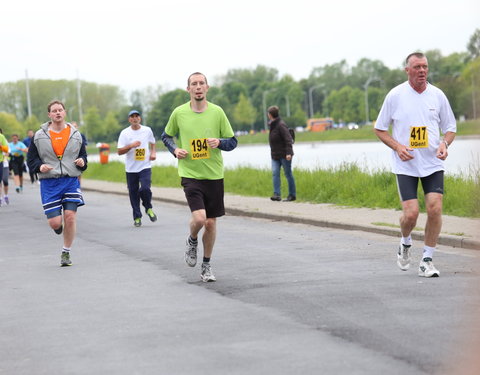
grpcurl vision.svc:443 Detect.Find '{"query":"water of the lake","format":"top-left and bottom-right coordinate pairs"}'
top-left (90, 138), bottom-right (479, 177)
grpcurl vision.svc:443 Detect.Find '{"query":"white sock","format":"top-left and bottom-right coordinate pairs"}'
top-left (401, 236), bottom-right (412, 246)
top-left (423, 246), bottom-right (435, 259)
top-left (62, 247), bottom-right (71, 253)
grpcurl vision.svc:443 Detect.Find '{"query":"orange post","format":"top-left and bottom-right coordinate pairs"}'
top-left (98, 143), bottom-right (110, 164)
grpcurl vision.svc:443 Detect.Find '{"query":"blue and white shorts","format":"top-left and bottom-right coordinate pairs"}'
top-left (40, 176), bottom-right (85, 217)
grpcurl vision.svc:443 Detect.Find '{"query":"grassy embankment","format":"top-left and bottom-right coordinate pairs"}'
top-left (84, 120), bottom-right (480, 218)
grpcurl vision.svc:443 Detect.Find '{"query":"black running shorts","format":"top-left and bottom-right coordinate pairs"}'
top-left (10, 155), bottom-right (24, 176)
top-left (396, 171), bottom-right (444, 202)
top-left (181, 177), bottom-right (225, 218)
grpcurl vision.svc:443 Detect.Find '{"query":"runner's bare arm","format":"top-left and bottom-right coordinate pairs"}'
top-left (117, 141), bottom-right (141, 155)
top-left (374, 129), bottom-right (414, 161)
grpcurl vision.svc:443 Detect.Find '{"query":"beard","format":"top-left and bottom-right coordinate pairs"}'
top-left (194, 96), bottom-right (204, 101)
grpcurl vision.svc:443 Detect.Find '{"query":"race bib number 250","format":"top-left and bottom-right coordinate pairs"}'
top-left (190, 138), bottom-right (210, 160)
top-left (409, 126), bottom-right (428, 148)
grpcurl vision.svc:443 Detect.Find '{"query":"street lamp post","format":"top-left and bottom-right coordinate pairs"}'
top-left (25, 70), bottom-right (32, 118)
top-left (364, 77), bottom-right (380, 125)
top-left (285, 95), bottom-right (290, 117)
top-left (76, 71), bottom-right (84, 127)
top-left (308, 84), bottom-right (325, 118)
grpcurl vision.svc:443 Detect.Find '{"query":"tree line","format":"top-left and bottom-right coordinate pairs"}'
top-left (0, 29), bottom-right (478, 142)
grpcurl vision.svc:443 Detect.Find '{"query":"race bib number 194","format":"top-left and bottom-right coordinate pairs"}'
top-left (190, 138), bottom-right (210, 160)
top-left (409, 126), bottom-right (428, 148)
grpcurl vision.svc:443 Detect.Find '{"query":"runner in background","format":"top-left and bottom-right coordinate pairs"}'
top-left (0, 129), bottom-right (9, 205)
top-left (117, 110), bottom-right (157, 227)
top-left (8, 134), bottom-right (28, 193)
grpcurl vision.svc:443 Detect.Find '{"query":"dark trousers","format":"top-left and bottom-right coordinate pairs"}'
top-left (126, 168), bottom-right (153, 219)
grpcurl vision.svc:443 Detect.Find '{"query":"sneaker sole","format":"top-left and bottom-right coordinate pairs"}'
top-left (397, 258), bottom-right (410, 271)
top-left (61, 263), bottom-right (72, 267)
top-left (418, 271), bottom-right (440, 278)
top-left (201, 276), bottom-right (216, 282)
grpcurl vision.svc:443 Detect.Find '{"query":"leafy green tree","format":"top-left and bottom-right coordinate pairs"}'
top-left (208, 86), bottom-right (233, 117)
top-left (103, 111), bottom-right (122, 142)
top-left (147, 89), bottom-right (189, 135)
top-left (129, 90), bottom-right (144, 115)
top-left (467, 28), bottom-right (480, 60)
top-left (223, 65), bottom-right (279, 93)
top-left (285, 106), bottom-right (307, 128)
top-left (0, 79), bottom-right (126, 122)
top-left (326, 87), bottom-right (348, 123)
top-left (344, 87), bottom-right (364, 123)
top-left (221, 81), bottom-right (248, 104)
top-left (23, 115), bottom-right (41, 132)
top-left (382, 68), bottom-right (406, 89)
top-left (0, 112), bottom-right (23, 137)
top-left (0, 82), bottom-right (20, 118)
top-left (83, 106), bottom-right (105, 142)
top-left (325, 86), bottom-right (364, 123)
top-left (459, 57), bottom-right (480, 119)
top-left (349, 58), bottom-right (389, 89)
top-left (233, 93), bottom-right (257, 131)
top-left (80, 82), bottom-right (126, 118)
top-left (365, 87), bottom-right (386, 124)
top-left (309, 60), bottom-right (350, 92)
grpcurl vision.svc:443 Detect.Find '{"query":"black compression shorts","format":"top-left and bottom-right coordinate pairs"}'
top-left (396, 171), bottom-right (444, 201)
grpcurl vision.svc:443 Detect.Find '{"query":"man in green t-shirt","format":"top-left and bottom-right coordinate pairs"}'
top-left (162, 72), bottom-right (237, 282)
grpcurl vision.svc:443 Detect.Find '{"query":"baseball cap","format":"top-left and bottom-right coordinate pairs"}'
top-left (128, 110), bottom-right (141, 117)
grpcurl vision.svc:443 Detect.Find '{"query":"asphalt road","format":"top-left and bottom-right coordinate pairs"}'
top-left (1, 185), bottom-right (479, 375)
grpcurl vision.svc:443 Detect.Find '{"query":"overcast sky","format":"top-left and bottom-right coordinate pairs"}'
top-left (2, 0), bottom-right (478, 95)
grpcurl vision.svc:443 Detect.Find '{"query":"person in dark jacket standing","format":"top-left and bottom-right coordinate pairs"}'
top-left (27, 100), bottom-right (88, 267)
top-left (267, 105), bottom-right (296, 201)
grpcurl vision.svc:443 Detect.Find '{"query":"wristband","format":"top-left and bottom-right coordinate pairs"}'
top-left (443, 140), bottom-right (449, 149)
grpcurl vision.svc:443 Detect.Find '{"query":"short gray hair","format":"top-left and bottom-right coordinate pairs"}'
top-left (405, 52), bottom-right (426, 67)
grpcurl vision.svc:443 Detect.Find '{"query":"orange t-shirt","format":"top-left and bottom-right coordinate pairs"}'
top-left (49, 126), bottom-right (71, 160)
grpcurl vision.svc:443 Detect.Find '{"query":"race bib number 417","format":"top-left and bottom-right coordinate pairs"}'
top-left (409, 126), bottom-right (428, 148)
top-left (190, 138), bottom-right (210, 160)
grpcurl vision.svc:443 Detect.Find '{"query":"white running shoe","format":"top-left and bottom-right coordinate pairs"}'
top-left (397, 243), bottom-right (411, 271)
top-left (418, 258), bottom-right (440, 277)
top-left (185, 238), bottom-right (197, 267)
top-left (201, 262), bottom-right (216, 282)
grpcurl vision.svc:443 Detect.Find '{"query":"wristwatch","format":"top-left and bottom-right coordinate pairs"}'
top-left (443, 139), bottom-right (449, 149)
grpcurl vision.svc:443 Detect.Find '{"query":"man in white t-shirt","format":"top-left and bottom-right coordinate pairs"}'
top-left (374, 52), bottom-right (456, 278)
top-left (117, 110), bottom-right (157, 227)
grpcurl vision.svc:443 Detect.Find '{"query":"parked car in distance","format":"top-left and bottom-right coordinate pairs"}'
top-left (347, 122), bottom-right (359, 130)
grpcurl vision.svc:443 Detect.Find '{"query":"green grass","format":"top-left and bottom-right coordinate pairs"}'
top-left (83, 161), bottom-right (480, 218)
